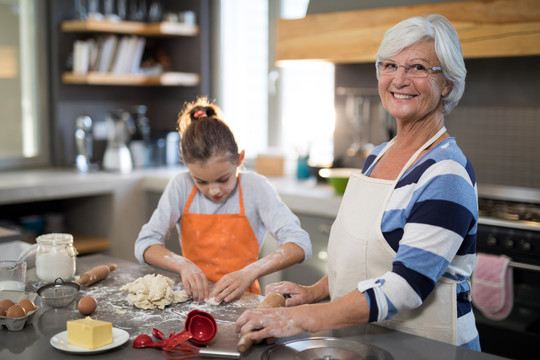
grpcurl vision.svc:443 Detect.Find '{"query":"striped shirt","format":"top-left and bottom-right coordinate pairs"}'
top-left (361, 137), bottom-right (480, 350)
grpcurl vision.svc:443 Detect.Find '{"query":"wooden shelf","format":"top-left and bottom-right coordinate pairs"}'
top-left (73, 235), bottom-right (110, 255)
top-left (276, 0), bottom-right (540, 64)
top-left (62, 71), bottom-right (200, 86)
top-left (61, 19), bottom-right (199, 37)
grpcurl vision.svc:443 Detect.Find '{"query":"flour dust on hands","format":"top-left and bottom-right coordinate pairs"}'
top-left (236, 307), bottom-right (305, 341)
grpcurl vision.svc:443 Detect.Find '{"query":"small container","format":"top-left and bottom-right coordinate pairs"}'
top-left (0, 260), bottom-right (26, 291)
top-left (37, 278), bottom-right (80, 307)
top-left (319, 168), bottom-right (358, 195)
top-left (19, 233), bottom-right (78, 282)
top-left (166, 131), bottom-right (180, 166)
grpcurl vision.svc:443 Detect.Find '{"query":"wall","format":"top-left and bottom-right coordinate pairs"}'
top-left (334, 56), bottom-right (540, 190)
top-left (320, 0), bottom-right (540, 190)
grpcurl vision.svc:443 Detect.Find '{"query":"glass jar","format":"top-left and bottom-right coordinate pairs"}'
top-left (34, 233), bottom-right (78, 282)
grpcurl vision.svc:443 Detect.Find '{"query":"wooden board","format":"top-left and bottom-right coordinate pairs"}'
top-left (62, 72), bottom-right (200, 86)
top-left (73, 236), bottom-right (110, 255)
top-left (276, 0), bottom-right (540, 63)
top-left (62, 20), bottom-right (198, 37)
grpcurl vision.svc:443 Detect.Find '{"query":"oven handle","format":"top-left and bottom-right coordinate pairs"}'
top-left (509, 261), bottom-right (540, 272)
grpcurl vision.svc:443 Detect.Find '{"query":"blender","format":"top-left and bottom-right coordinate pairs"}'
top-left (102, 109), bottom-right (133, 173)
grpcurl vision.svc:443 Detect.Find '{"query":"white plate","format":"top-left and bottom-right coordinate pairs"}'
top-left (50, 327), bottom-right (130, 354)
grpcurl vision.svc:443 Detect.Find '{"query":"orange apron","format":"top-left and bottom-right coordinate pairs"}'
top-left (180, 177), bottom-right (261, 294)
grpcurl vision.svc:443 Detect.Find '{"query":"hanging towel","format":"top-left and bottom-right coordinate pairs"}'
top-left (471, 253), bottom-right (513, 320)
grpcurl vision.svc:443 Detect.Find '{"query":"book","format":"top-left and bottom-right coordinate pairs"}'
top-left (130, 37), bottom-right (146, 74)
top-left (95, 35), bottom-right (118, 73)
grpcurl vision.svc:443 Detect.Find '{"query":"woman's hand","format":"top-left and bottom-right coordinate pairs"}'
top-left (179, 260), bottom-right (209, 302)
top-left (265, 281), bottom-right (313, 306)
top-left (210, 268), bottom-right (254, 303)
top-left (235, 306), bottom-right (310, 342)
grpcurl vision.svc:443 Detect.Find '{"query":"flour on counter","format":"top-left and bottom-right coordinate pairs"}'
top-left (79, 270), bottom-right (263, 341)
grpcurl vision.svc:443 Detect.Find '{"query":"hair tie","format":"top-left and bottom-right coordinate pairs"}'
top-left (194, 110), bottom-right (207, 119)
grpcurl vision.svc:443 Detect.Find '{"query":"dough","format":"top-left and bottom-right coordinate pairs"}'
top-left (120, 274), bottom-right (191, 309)
top-left (205, 297), bottom-right (222, 306)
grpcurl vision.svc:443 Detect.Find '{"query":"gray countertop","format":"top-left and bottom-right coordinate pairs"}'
top-left (1, 254), bottom-right (509, 360)
top-left (0, 167), bottom-right (342, 218)
top-left (1, 167), bottom-right (538, 218)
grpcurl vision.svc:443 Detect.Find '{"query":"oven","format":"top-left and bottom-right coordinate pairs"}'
top-left (474, 187), bottom-right (540, 360)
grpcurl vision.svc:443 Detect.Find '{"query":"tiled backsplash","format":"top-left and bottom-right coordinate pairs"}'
top-left (447, 106), bottom-right (540, 189)
top-left (334, 56), bottom-right (540, 191)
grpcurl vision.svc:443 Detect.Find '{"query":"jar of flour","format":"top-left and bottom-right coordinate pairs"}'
top-left (32, 233), bottom-right (78, 282)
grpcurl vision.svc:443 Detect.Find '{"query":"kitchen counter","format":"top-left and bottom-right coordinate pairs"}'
top-left (1, 254), bottom-right (510, 360)
top-left (0, 167), bottom-right (342, 217)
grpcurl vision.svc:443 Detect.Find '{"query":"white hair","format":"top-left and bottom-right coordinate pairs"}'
top-left (375, 14), bottom-right (466, 115)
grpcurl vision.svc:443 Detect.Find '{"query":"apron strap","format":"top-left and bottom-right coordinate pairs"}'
top-left (366, 127), bottom-right (447, 179)
top-left (183, 186), bottom-right (199, 214)
top-left (397, 127), bottom-right (446, 180)
top-left (183, 176), bottom-right (245, 215)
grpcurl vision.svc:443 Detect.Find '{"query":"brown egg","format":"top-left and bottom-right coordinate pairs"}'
top-left (78, 295), bottom-right (97, 315)
top-left (6, 304), bottom-right (27, 318)
top-left (0, 299), bottom-right (15, 310)
top-left (0, 304), bottom-right (5, 317)
top-left (18, 298), bottom-right (36, 313)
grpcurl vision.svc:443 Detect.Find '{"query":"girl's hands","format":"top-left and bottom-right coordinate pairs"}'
top-left (210, 268), bottom-right (254, 303)
top-left (179, 260), bottom-right (209, 302)
top-left (265, 281), bottom-right (313, 306)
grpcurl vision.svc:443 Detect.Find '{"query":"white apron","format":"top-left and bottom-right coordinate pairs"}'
top-left (327, 127), bottom-right (459, 345)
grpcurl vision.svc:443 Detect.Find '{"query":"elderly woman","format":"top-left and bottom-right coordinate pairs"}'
top-left (236, 14), bottom-right (480, 350)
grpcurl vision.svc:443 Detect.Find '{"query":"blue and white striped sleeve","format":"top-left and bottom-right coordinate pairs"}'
top-left (362, 152), bottom-right (477, 322)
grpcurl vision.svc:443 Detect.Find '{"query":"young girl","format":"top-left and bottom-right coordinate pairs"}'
top-left (134, 97), bottom-right (312, 303)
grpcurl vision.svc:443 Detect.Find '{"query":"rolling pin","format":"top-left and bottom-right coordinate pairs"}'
top-left (75, 264), bottom-right (117, 287)
top-left (237, 292), bottom-right (286, 353)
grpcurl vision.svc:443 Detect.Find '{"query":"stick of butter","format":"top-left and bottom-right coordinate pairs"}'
top-left (67, 316), bottom-right (113, 349)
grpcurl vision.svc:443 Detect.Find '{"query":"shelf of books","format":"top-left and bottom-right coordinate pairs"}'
top-left (62, 72), bottom-right (200, 86)
top-left (61, 20), bottom-right (199, 37)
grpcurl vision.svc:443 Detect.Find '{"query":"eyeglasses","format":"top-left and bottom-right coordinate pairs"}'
top-left (377, 61), bottom-right (442, 78)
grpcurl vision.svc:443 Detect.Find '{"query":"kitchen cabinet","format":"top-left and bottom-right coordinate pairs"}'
top-left (47, 0), bottom-right (211, 167)
top-left (60, 19), bottom-right (200, 86)
top-left (276, 0), bottom-right (540, 63)
top-left (280, 213), bottom-right (334, 286)
top-left (0, 195), bottom-right (112, 255)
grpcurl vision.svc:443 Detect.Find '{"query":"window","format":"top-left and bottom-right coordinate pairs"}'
top-left (217, 0), bottom-right (268, 158)
top-left (0, 0), bottom-right (48, 170)
top-left (216, 0), bottom-right (335, 169)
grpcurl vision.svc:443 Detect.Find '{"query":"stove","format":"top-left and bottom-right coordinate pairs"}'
top-left (477, 198), bottom-right (540, 266)
top-left (474, 186), bottom-right (540, 359)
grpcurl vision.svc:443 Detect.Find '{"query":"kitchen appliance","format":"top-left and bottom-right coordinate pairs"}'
top-left (474, 186), bottom-right (540, 360)
top-left (74, 115), bottom-right (93, 173)
top-left (335, 87), bottom-right (390, 169)
top-left (103, 110), bottom-right (133, 173)
top-left (129, 105), bottom-right (152, 168)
